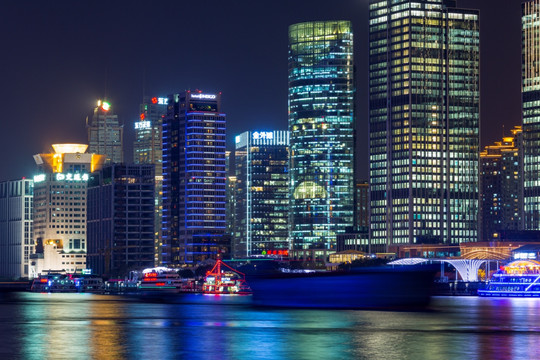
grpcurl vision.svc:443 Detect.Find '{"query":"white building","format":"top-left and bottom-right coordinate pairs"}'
top-left (0, 179), bottom-right (33, 279)
top-left (30, 144), bottom-right (105, 276)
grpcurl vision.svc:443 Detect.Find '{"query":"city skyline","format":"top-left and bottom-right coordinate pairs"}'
top-left (0, 0), bottom-right (520, 182)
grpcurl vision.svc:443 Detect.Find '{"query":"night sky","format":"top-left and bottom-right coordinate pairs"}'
top-left (0, 0), bottom-right (521, 182)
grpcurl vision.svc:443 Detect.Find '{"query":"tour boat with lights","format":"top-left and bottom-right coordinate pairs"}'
top-left (30, 272), bottom-right (105, 293)
top-left (478, 260), bottom-right (540, 297)
top-left (138, 267), bottom-right (185, 294)
top-left (30, 273), bottom-right (77, 293)
top-left (202, 260), bottom-right (252, 295)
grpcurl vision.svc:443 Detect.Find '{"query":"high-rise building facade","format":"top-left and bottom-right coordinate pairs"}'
top-left (226, 149), bottom-right (237, 244)
top-left (369, 0), bottom-right (480, 252)
top-left (133, 96), bottom-right (168, 266)
top-left (0, 179), bottom-right (33, 279)
top-left (31, 144), bottom-right (105, 276)
top-left (134, 96), bottom-right (167, 172)
top-left (162, 91), bottom-right (229, 265)
top-left (288, 21), bottom-right (355, 261)
top-left (233, 131), bottom-right (290, 258)
top-left (523, 0), bottom-right (540, 230)
top-left (355, 181), bottom-right (369, 230)
top-left (87, 100), bottom-right (124, 164)
top-left (87, 164), bottom-right (155, 276)
top-left (479, 127), bottom-right (523, 242)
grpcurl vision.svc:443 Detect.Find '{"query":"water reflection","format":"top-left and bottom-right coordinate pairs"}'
top-left (88, 295), bottom-right (128, 359)
top-left (1, 294), bottom-right (540, 359)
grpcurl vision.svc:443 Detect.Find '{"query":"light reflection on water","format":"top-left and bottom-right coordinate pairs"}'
top-left (1, 294), bottom-right (540, 359)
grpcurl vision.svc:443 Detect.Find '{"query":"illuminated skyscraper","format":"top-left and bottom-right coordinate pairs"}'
top-left (288, 21), bottom-right (355, 261)
top-left (31, 144), bottom-right (105, 276)
top-left (233, 131), bottom-right (289, 258)
top-left (133, 96), bottom-right (167, 265)
top-left (523, 0), bottom-right (540, 230)
top-left (162, 91), bottom-right (228, 265)
top-left (87, 100), bottom-right (124, 164)
top-left (369, 0), bottom-right (480, 251)
top-left (134, 96), bottom-right (167, 171)
top-left (479, 127), bottom-right (523, 241)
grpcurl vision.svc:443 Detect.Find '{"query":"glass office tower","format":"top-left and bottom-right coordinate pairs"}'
top-left (523, 0), bottom-right (540, 230)
top-left (233, 131), bottom-right (289, 258)
top-left (369, 0), bottom-right (480, 252)
top-left (288, 21), bottom-right (355, 261)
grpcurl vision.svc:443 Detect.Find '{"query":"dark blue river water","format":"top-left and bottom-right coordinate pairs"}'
top-left (0, 293), bottom-right (539, 359)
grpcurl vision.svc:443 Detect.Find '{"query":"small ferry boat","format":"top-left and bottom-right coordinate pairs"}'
top-left (202, 260), bottom-right (251, 295)
top-left (31, 272), bottom-right (105, 293)
top-left (138, 267), bottom-right (185, 294)
top-left (30, 273), bottom-right (77, 293)
top-left (478, 260), bottom-right (540, 297)
top-left (73, 274), bottom-right (104, 293)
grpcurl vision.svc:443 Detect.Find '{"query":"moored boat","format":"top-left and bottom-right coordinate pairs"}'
top-left (30, 273), bottom-right (77, 293)
top-left (478, 260), bottom-right (540, 297)
top-left (247, 265), bottom-right (436, 309)
top-left (202, 260), bottom-right (251, 295)
top-left (73, 274), bottom-right (105, 293)
top-left (138, 267), bottom-right (185, 294)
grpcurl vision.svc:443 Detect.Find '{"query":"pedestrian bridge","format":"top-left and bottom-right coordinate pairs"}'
top-left (388, 258), bottom-right (489, 282)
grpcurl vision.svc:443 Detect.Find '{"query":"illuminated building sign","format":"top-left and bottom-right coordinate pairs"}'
top-left (235, 135), bottom-right (241, 144)
top-left (34, 173), bottom-right (90, 183)
top-left (191, 93), bottom-right (216, 100)
top-left (253, 131), bottom-right (273, 140)
top-left (261, 250), bottom-right (289, 256)
top-left (33, 174), bottom-right (46, 183)
top-left (56, 173), bottom-right (89, 181)
top-left (135, 121), bottom-right (151, 130)
top-left (151, 97), bottom-right (168, 105)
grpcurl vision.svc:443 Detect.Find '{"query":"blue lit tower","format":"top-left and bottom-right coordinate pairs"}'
top-left (162, 91), bottom-right (228, 265)
top-left (369, 0), bottom-right (480, 251)
top-left (288, 21), bottom-right (355, 261)
top-left (523, 0), bottom-right (540, 230)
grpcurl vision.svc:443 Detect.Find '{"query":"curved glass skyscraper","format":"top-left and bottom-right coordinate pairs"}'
top-left (288, 21), bottom-right (355, 260)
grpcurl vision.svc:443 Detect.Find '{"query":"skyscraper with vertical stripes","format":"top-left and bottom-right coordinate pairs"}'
top-left (162, 91), bottom-right (228, 265)
top-left (369, 0), bottom-right (480, 251)
top-left (523, 0), bottom-right (540, 230)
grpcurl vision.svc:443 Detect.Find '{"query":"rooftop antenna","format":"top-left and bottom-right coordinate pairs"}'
top-left (142, 66), bottom-right (147, 101)
top-left (103, 66), bottom-right (108, 101)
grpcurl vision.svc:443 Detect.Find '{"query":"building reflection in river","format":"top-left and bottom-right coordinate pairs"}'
top-left (2, 294), bottom-right (540, 359)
